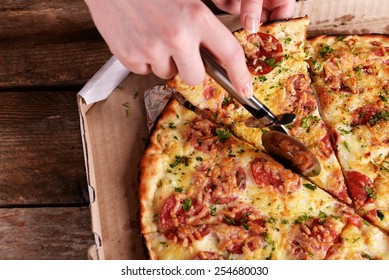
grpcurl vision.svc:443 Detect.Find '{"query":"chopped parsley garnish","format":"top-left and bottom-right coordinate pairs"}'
top-left (368, 110), bottom-right (389, 126)
top-left (209, 205), bottom-right (216, 216)
top-left (303, 183), bottom-right (317, 191)
top-left (265, 57), bottom-right (280, 68)
top-left (337, 35), bottom-right (345, 42)
top-left (215, 128), bottom-right (231, 142)
top-left (223, 216), bottom-right (235, 225)
top-left (169, 155), bottom-right (190, 168)
top-left (195, 156), bottom-right (203, 161)
top-left (168, 122), bottom-right (176, 129)
top-left (169, 156), bottom-right (181, 168)
top-left (361, 252), bottom-right (374, 260)
top-left (174, 187), bottom-right (183, 193)
top-left (294, 213), bottom-right (310, 224)
top-left (262, 232), bottom-right (273, 245)
top-left (344, 141), bottom-right (351, 152)
top-left (301, 113), bottom-right (320, 132)
top-left (283, 37), bottom-right (292, 44)
top-left (318, 211), bottom-right (327, 219)
top-left (319, 44), bottom-right (335, 57)
top-left (222, 96), bottom-right (232, 106)
top-left (377, 210), bottom-right (384, 221)
top-left (380, 95), bottom-right (388, 102)
top-left (364, 186), bottom-right (376, 199)
top-left (312, 60), bottom-right (323, 73)
top-left (181, 198), bottom-right (192, 211)
top-left (256, 76), bottom-right (267, 82)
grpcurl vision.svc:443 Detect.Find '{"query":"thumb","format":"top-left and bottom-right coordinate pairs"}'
top-left (240, 0), bottom-right (263, 33)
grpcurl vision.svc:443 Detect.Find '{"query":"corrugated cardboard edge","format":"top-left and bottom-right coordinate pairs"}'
top-left (78, 96), bottom-right (104, 260)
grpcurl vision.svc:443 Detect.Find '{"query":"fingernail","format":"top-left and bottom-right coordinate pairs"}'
top-left (244, 15), bottom-right (259, 33)
top-left (242, 82), bottom-right (253, 98)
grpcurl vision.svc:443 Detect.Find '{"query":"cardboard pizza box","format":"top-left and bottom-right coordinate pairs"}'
top-left (78, 0), bottom-right (389, 260)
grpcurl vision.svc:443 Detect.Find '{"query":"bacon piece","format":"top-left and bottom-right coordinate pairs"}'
top-left (204, 159), bottom-right (247, 204)
top-left (285, 74), bottom-right (314, 112)
top-left (350, 104), bottom-right (380, 126)
top-left (318, 134), bottom-right (333, 158)
top-left (164, 224), bottom-right (210, 246)
top-left (287, 217), bottom-right (342, 260)
top-left (186, 117), bottom-right (219, 153)
top-left (160, 195), bottom-right (210, 229)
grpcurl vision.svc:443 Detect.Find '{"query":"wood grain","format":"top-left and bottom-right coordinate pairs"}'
top-left (0, 0), bottom-right (111, 89)
top-left (0, 207), bottom-right (93, 260)
top-left (0, 91), bottom-right (89, 206)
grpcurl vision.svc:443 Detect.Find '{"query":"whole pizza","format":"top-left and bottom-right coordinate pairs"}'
top-left (139, 16), bottom-right (389, 260)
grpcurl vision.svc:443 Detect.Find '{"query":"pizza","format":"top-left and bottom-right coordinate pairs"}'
top-left (306, 34), bottom-right (389, 232)
top-left (167, 16), bottom-right (351, 204)
top-left (138, 16), bottom-right (389, 259)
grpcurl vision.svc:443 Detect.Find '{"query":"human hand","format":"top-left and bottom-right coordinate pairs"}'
top-left (84, 0), bottom-right (294, 98)
top-left (212, 0), bottom-right (295, 32)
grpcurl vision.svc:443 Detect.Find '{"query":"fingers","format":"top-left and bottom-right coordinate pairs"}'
top-left (240, 0), bottom-right (263, 33)
top-left (150, 56), bottom-right (178, 80)
top-left (202, 19), bottom-right (253, 98)
top-left (173, 47), bottom-right (206, 86)
top-left (240, 0), bottom-right (295, 28)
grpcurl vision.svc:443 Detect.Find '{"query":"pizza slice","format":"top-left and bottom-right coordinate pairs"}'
top-left (139, 99), bottom-right (389, 260)
top-left (167, 16), bottom-right (351, 204)
top-left (307, 34), bottom-right (389, 232)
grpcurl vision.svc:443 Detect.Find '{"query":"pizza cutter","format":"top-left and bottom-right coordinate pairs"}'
top-left (200, 48), bottom-right (321, 177)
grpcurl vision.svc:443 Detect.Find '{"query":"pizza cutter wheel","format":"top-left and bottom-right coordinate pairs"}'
top-left (200, 47), bottom-right (321, 177)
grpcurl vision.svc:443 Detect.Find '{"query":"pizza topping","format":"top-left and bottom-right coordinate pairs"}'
top-left (160, 195), bottom-right (210, 229)
top-left (287, 217), bottom-right (341, 260)
top-left (243, 32), bottom-right (283, 75)
top-left (164, 224), bottom-right (210, 246)
top-left (205, 158), bottom-right (246, 204)
top-left (186, 117), bottom-right (219, 152)
top-left (350, 104), bottom-right (386, 126)
top-left (344, 171), bottom-right (374, 206)
top-left (250, 157), bottom-right (300, 193)
top-left (215, 221), bottom-right (267, 254)
top-left (285, 74), bottom-right (314, 112)
top-left (317, 134), bottom-right (333, 158)
top-left (203, 85), bottom-right (217, 100)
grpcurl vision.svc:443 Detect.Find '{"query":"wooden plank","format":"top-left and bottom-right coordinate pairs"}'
top-left (0, 207), bottom-right (93, 260)
top-left (0, 91), bottom-right (88, 206)
top-left (0, 40), bottom-right (111, 89)
top-left (0, 0), bottom-right (96, 41)
top-left (0, 0), bottom-right (111, 89)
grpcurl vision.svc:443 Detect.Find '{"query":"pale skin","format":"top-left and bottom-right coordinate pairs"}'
top-left (84, 0), bottom-right (295, 97)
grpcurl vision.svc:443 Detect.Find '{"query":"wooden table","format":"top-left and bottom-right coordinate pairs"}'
top-left (0, 0), bottom-right (112, 259)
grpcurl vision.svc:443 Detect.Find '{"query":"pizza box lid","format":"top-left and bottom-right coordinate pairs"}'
top-left (77, 0), bottom-right (389, 260)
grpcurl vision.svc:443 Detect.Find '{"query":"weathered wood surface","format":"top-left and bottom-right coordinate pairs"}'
top-left (0, 207), bottom-right (92, 260)
top-left (0, 0), bottom-right (112, 89)
top-left (0, 0), bottom-right (104, 259)
top-left (0, 91), bottom-right (89, 206)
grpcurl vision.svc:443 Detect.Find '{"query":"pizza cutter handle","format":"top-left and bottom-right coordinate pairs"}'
top-left (200, 48), bottom-right (285, 131)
